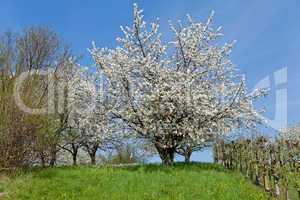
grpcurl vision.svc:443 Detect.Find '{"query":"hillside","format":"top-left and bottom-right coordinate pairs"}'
top-left (1, 164), bottom-right (269, 200)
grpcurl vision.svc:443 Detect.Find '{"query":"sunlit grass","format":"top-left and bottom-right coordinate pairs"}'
top-left (3, 163), bottom-right (269, 200)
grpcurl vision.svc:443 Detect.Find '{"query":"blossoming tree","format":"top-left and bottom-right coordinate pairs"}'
top-left (67, 68), bottom-right (114, 165)
top-left (91, 5), bottom-right (266, 165)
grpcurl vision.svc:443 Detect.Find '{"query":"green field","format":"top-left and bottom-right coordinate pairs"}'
top-left (1, 163), bottom-right (269, 200)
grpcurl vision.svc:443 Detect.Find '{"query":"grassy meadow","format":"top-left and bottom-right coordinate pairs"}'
top-left (1, 163), bottom-right (269, 200)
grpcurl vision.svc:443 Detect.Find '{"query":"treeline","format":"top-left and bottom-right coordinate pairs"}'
top-left (0, 27), bottom-right (151, 170)
top-left (214, 137), bottom-right (300, 199)
top-left (0, 19), bottom-right (227, 169)
top-left (0, 5), bottom-right (270, 169)
top-left (0, 27), bottom-right (70, 169)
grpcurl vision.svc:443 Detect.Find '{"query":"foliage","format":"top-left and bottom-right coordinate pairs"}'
top-left (103, 142), bottom-right (154, 164)
top-left (0, 27), bottom-right (71, 168)
top-left (0, 27), bottom-right (117, 168)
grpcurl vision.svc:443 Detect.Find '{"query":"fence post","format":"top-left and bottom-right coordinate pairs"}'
top-left (274, 175), bottom-right (280, 198)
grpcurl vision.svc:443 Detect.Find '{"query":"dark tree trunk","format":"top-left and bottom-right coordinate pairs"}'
top-left (155, 144), bottom-right (175, 166)
top-left (86, 144), bottom-right (98, 165)
top-left (89, 152), bottom-right (96, 165)
top-left (72, 152), bottom-right (78, 166)
top-left (40, 153), bottom-right (46, 168)
top-left (83, 143), bottom-right (99, 165)
top-left (71, 144), bottom-right (78, 166)
top-left (184, 148), bottom-right (192, 164)
top-left (49, 154), bottom-right (56, 167)
top-left (49, 151), bottom-right (56, 167)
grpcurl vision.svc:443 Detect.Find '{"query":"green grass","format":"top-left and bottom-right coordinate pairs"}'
top-left (2, 163), bottom-right (269, 200)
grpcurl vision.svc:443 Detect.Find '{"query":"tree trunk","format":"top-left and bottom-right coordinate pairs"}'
top-left (39, 153), bottom-right (46, 168)
top-left (155, 144), bottom-right (175, 166)
top-left (49, 150), bottom-right (57, 167)
top-left (49, 159), bottom-right (56, 167)
top-left (184, 147), bottom-right (192, 164)
top-left (89, 152), bottom-right (96, 165)
top-left (71, 144), bottom-right (78, 166)
top-left (84, 143), bottom-right (98, 165)
top-left (72, 152), bottom-right (78, 166)
top-left (88, 147), bottom-right (97, 165)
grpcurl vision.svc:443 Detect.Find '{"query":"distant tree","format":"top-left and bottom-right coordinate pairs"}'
top-left (55, 58), bottom-right (83, 166)
top-left (58, 127), bottom-right (82, 166)
top-left (67, 70), bottom-right (114, 165)
top-left (104, 141), bottom-right (153, 165)
top-left (176, 134), bottom-right (214, 163)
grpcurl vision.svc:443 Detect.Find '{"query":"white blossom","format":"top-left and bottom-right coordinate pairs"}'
top-left (90, 5), bottom-right (266, 165)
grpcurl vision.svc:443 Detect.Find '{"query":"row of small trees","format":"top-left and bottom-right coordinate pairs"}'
top-left (0, 27), bottom-right (131, 168)
top-left (0, 5), bottom-right (267, 168)
top-left (214, 134), bottom-right (300, 199)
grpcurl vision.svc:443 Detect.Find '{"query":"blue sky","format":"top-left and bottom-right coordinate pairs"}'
top-left (1, 0), bottom-right (299, 162)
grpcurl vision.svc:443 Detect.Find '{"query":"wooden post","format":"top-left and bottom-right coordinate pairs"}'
top-left (274, 176), bottom-right (280, 197)
top-left (279, 177), bottom-right (289, 200)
